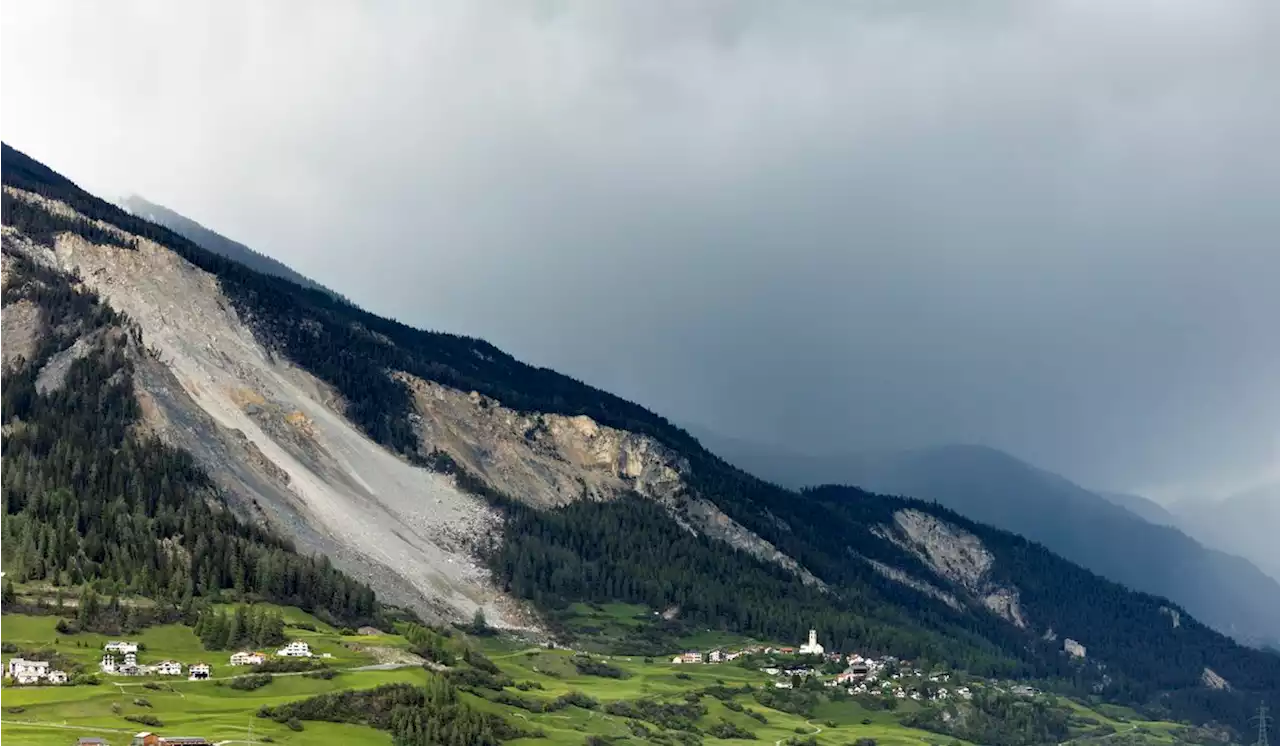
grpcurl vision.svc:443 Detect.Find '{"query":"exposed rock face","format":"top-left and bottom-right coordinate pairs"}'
top-left (398, 373), bottom-right (824, 586)
top-left (861, 555), bottom-right (964, 611)
top-left (1201, 667), bottom-right (1231, 690)
top-left (1, 296), bottom-right (41, 369)
top-left (874, 509), bottom-right (1029, 627)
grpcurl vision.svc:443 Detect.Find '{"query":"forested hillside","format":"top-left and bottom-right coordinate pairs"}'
top-left (0, 241), bottom-right (378, 626)
top-left (3, 142), bottom-right (1277, 737)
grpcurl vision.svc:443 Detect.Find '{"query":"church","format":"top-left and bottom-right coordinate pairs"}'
top-left (798, 629), bottom-right (824, 655)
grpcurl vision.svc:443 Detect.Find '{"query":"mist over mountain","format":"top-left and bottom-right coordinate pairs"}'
top-left (1173, 483), bottom-right (1280, 586)
top-left (690, 426), bottom-right (1280, 649)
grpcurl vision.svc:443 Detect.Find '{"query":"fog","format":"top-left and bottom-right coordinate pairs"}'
top-left (4, 0), bottom-right (1278, 499)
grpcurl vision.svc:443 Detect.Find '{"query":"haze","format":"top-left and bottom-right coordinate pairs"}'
top-left (4, 1), bottom-right (1278, 500)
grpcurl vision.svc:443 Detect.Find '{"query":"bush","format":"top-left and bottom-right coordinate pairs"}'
top-left (0, 642), bottom-right (17, 653)
top-left (554, 691), bottom-right (600, 710)
top-left (861, 718), bottom-right (872, 725)
top-left (572, 656), bottom-right (629, 679)
top-left (854, 739), bottom-right (877, 746)
top-left (229, 673), bottom-right (274, 691)
top-left (707, 719), bottom-right (757, 739)
top-left (292, 622), bottom-right (318, 632)
top-left (675, 672), bottom-right (692, 680)
top-left (111, 703), bottom-right (123, 715)
top-left (338, 626), bottom-right (356, 635)
top-left (744, 708), bottom-right (768, 724)
top-left (133, 697), bottom-right (152, 708)
top-left (54, 618), bottom-right (78, 634)
top-left (125, 714), bottom-right (163, 727)
top-left (304, 668), bottom-right (337, 680)
top-left (6, 707), bottom-right (26, 714)
top-left (286, 717), bottom-right (304, 731)
top-left (71, 674), bottom-right (100, 686)
top-left (143, 682), bottom-right (163, 691)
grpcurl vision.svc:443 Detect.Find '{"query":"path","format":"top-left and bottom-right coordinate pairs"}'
top-left (775, 719), bottom-right (823, 746)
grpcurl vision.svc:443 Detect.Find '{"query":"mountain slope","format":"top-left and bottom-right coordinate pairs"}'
top-left (3, 143), bottom-right (1278, 735)
top-left (1100, 490), bottom-right (1180, 527)
top-left (693, 430), bottom-right (1280, 649)
top-left (119, 194), bottom-right (347, 302)
top-left (1174, 483), bottom-right (1280, 585)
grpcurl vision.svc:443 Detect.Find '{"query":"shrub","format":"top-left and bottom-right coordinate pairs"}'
top-left (707, 719), bottom-right (757, 739)
top-left (854, 739), bottom-right (877, 746)
top-left (124, 714), bottom-right (163, 727)
top-left (675, 672), bottom-right (692, 680)
top-left (554, 691), bottom-right (599, 710)
top-left (229, 673), bottom-right (274, 691)
top-left (861, 718), bottom-right (872, 725)
top-left (133, 697), bottom-right (152, 708)
top-left (54, 618), bottom-right (78, 634)
top-left (286, 717), bottom-right (304, 731)
top-left (304, 668), bottom-right (337, 680)
top-left (572, 656), bottom-right (629, 679)
top-left (143, 682), bottom-right (163, 691)
top-left (111, 703), bottom-right (123, 715)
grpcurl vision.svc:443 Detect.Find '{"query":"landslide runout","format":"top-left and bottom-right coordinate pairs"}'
top-left (3, 189), bottom-right (515, 627)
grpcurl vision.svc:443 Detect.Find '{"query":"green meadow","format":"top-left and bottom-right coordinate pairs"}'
top-left (1, 604), bottom-right (1203, 746)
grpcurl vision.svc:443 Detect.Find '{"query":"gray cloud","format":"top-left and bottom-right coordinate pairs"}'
top-left (4, 0), bottom-right (1278, 498)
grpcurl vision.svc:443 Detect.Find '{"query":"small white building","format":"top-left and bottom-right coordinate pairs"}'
top-left (230, 651), bottom-right (265, 666)
top-left (154, 660), bottom-right (183, 676)
top-left (277, 640), bottom-right (312, 658)
top-left (707, 649), bottom-right (723, 663)
top-left (671, 652), bottom-right (702, 664)
top-left (188, 663), bottom-right (212, 681)
top-left (47, 670), bottom-right (69, 684)
top-left (100, 654), bottom-right (118, 673)
top-left (7, 658), bottom-right (51, 684)
top-left (1064, 639), bottom-right (1087, 658)
top-left (798, 629), bottom-right (824, 656)
top-left (774, 680), bottom-right (793, 689)
top-left (104, 641), bottom-right (139, 655)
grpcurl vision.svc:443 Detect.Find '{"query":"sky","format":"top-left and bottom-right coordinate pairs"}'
top-left (3, 0), bottom-right (1278, 501)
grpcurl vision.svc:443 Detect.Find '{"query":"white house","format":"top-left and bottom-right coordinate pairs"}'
top-left (798, 629), bottom-right (824, 656)
top-left (7, 658), bottom-right (51, 684)
top-left (707, 650), bottom-right (723, 663)
top-left (154, 660), bottom-right (183, 676)
top-left (774, 680), bottom-right (793, 689)
top-left (47, 670), bottom-right (69, 684)
top-left (104, 641), bottom-right (139, 655)
top-left (100, 654), bottom-right (118, 673)
top-left (230, 651), bottom-right (265, 666)
top-left (188, 663), bottom-right (212, 681)
top-left (277, 640), bottom-right (312, 658)
top-left (1064, 639), bottom-right (1086, 658)
top-left (671, 652), bottom-right (702, 664)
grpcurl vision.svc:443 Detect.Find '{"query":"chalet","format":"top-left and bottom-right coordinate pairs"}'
top-left (229, 651), bottom-right (265, 666)
top-left (777, 647), bottom-right (796, 655)
top-left (276, 640), bottom-right (312, 657)
top-left (671, 652), bottom-right (702, 664)
top-left (834, 670), bottom-right (860, 685)
top-left (187, 663), bottom-right (211, 681)
top-left (105, 641), bottom-right (139, 655)
top-left (6, 658), bottom-right (50, 684)
top-left (724, 651), bottom-right (743, 662)
top-left (154, 660), bottom-right (183, 676)
top-left (100, 654), bottom-right (118, 673)
top-left (707, 649), bottom-right (723, 663)
top-left (47, 669), bottom-right (69, 684)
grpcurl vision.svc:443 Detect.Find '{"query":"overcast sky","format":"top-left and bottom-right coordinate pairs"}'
top-left (4, 1), bottom-right (1278, 501)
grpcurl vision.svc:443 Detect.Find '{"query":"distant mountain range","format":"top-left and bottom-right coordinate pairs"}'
top-left (118, 194), bottom-right (348, 303)
top-left (690, 427), bottom-right (1280, 649)
top-left (1171, 483), bottom-right (1280, 588)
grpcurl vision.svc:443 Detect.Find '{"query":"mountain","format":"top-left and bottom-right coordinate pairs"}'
top-left (1174, 483), bottom-right (1280, 585)
top-left (3, 143), bottom-right (1278, 735)
top-left (1099, 491), bottom-right (1179, 527)
top-left (118, 194), bottom-right (347, 302)
top-left (691, 431), bottom-right (1280, 650)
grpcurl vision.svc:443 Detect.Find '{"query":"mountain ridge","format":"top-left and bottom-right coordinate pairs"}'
top-left (3, 142), bottom-right (1278, 736)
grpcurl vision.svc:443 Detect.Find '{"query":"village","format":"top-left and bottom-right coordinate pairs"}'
top-left (667, 628), bottom-right (1062, 704)
top-left (3, 638), bottom-right (330, 688)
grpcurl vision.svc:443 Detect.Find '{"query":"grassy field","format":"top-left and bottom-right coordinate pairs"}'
top-left (3, 606), bottom-right (1206, 746)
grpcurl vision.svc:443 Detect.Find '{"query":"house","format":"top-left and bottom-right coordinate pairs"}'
top-left (777, 646), bottom-right (796, 655)
top-left (1064, 638), bottom-right (1086, 658)
top-left (798, 629), bottom-right (824, 656)
top-left (835, 671), bottom-right (860, 685)
top-left (774, 680), bottom-right (793, 689)
top-left (101, 654), bottom-right (118, 673)
top-left (47, 669), bottom-right (69, 684)
top-left (671, 652), bottom-right (702, 664)
top-left (105, 641), bottom-right (139, 655)
top-left (276, 640), bottom-right (312, 657)
top-left (130, 736), bottom-right (211, 746)
top-left (187, 663), bottom-right (211, 681)
top-left (124, 652), bottom-right (138, 667)
top-left (763, 667), bottom-right (780, 676)
top-left (229, 651), bottom-right (264, 666)
top-left (724, 651), bottom-right (743, 662)
top-left (707, 649), bottom-right (723, 663)
top-left (6, 657), bottom-right (51, 684)
top-left (154, 660), bottom-right (183, 676)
